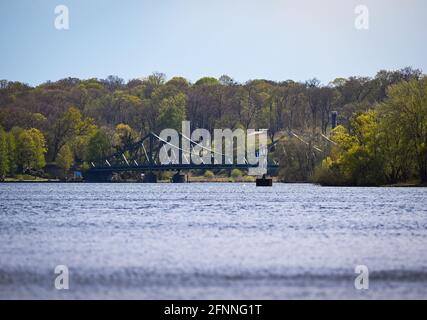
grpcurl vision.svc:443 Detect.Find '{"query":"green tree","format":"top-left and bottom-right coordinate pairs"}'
top-left (16, 129), bottom-right (47, 172)
top-left (113, 123), bottom-right (138, 153)
top-left (276, 138), bottom-right (314, 182)
top-left (194, 77), bottom-right (220, 86)
top-left (314, 112), bottom-right (386, 186)
top-left (166, 77), bottom-right (190, 91)
top-left (0, 126), bottom-right (8, 179)
top-left (204, 170), bottom-right (214, 179)
top-left (377, 112), bottom-right (413, 183)
top-left (157, 93), bottom-right (186, 131)
top-left (16, 130), bottom-right (37, 171)
top-left (57, 144), bottom-right (74, 173)
top-left (79, 162), bottom-right (90, 172)
top-left (6, 132), bottom-right (17, 176)
top-left (69, 123), bottom-right (98, 163)
top-left (28, 128), bottom-right (47, 170)
top-left (231, 168), bottom-right (242, 179)
top-left (380, 79), bottom-right (427, 182)
top-left (86, 129), bottom-right (112, 163)
top-left (50, 107), bottom-right (95, 161)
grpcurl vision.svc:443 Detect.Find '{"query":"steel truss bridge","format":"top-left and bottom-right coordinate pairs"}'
top-left (85, 132), bottom-right (280, 182)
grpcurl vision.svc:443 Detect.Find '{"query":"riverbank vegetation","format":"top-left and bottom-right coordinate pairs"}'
top-left (314, 78), bottom-right (427, 185)
top-left (0, 67), bottom-right (426, 185)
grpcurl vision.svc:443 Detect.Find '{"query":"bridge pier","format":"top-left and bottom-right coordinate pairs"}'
top-left (172, 172), bottom-right (186, 183)
top-left (256, 175), bottom-right (273, 187)
top-left (143, 172), bottom-right (158, 183)
top-left (84, 171), bottom-right (113, 182)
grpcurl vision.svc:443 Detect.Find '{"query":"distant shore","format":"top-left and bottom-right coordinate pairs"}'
top-left (1, 177), bottom-right (426, 187)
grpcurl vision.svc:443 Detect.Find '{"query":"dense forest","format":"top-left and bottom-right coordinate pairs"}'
top-left (0, 67), bottom-right (426, 185)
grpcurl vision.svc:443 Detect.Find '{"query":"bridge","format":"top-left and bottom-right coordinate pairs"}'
top-left (85, 132), bottom-right (280, 183)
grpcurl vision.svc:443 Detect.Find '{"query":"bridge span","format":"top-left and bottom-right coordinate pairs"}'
top-left (85, 132), bottom-right (279, 183)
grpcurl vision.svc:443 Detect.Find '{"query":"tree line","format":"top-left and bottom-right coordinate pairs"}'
top-left (314, 78), bottom-right (427, 185)
top-left (0, 67), bottom-right (425, 184)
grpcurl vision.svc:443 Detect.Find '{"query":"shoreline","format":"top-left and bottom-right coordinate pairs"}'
top-left (1, 179), bottom-right (426, 187)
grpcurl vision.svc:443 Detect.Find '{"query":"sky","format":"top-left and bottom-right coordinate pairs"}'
top-left (0, 0), bottom-right (426, 86)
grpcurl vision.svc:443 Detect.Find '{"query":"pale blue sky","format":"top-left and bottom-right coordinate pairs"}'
top-left (0, 0), bottom-right (426, 85)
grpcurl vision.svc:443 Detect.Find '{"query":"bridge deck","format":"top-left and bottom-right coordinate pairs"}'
top-left (88, 163), bottom-right (278, 173)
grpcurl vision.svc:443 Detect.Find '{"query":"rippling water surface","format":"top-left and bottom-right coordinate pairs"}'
top-left (0, 183), bottom-right (426, 299)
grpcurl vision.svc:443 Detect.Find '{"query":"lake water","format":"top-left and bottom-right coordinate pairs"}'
top-left (0, 183), bottom-right (426, 299)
